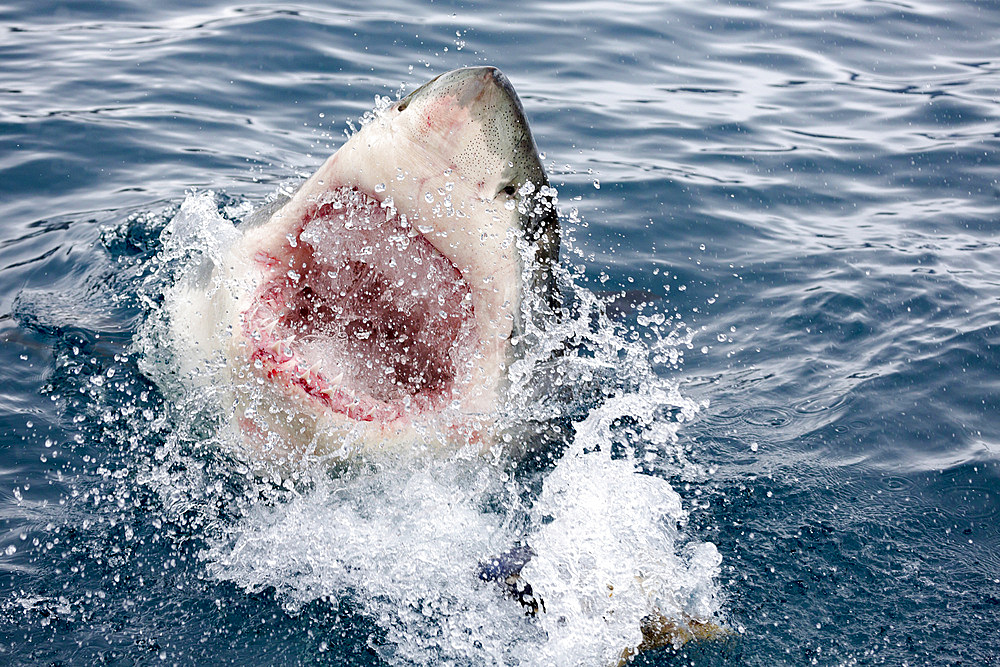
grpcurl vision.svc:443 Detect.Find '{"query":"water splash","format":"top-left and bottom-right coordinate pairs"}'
top-left (520, 394), bottom-right (721, 667)
top-left (126, 189), bottom-right (724, 665)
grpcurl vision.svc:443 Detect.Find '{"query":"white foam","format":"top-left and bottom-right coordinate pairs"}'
top-left (519, 395), bottom-right (721, 667)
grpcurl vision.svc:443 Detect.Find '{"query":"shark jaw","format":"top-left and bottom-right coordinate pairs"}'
top-left (240, 187), bottom-right (481, 436)
top-left (211, 67), bottom-right (558, 461)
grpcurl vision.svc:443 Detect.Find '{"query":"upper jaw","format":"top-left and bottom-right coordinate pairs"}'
top-left (254, 116), bottom-right (522, 352)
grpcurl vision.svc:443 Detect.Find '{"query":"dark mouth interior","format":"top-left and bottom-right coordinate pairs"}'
top-left (245, 188), bottom-right (476, 419)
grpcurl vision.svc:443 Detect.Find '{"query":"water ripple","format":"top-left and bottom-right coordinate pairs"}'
top-left (3, 0), bottom-right (1000, 664)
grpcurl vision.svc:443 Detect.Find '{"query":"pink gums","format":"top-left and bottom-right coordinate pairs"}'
top-left (241, 187), bottom-right (477, 424)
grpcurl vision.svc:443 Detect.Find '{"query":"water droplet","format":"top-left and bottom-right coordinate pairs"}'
top-left (374, 183), bottom-right (386, 193)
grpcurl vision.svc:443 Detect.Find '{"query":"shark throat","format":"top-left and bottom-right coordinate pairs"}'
top-left (243, 187), bottom-right (478, 423)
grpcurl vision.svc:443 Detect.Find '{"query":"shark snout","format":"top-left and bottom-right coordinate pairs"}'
top-left (398, 66), bottom-right (520, 118)
top-left (446, 66), bottom-right (511, 108)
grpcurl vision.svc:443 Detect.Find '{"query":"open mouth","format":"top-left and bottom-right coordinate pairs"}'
top-left (241, 187), bottom-right (478, 424)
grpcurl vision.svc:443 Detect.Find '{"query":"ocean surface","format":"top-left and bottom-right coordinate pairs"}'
top-left (2, 1), bottom-right (999, 665)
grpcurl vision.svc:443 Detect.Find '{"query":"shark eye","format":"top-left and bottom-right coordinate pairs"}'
top-left (397, 99), bottom-right (409, 112)
top-left (502, 184), bottom-right (517, 196)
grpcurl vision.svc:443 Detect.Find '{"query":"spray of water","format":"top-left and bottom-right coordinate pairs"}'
top-left (131, 187), bottom-right (723, 666)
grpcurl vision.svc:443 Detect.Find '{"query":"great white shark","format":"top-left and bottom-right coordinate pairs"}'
top-left (167, 66), bottom-right (559, 461)
top-left (163, 66), bottom-right (724, 660)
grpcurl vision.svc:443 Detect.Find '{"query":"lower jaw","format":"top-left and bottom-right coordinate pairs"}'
top-left (229, 357), bottom-right (495, 462)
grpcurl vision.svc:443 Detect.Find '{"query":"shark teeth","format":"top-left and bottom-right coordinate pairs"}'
top-left (298, 362), bottom-right (322, 383)
top-left (266, 334), bottom-right (298, 360)
top-left (320, 381), bottom-right (354, 403)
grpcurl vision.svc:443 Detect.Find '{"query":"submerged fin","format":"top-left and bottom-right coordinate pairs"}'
top-left (617, 614), bottom-right (729, 665)
top-left (478, 545), bottom-right (543, 615)
top-left (481, 546), bottom-right (727, 664)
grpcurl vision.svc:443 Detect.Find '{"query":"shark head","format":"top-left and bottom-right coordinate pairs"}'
top-left (191, 67), bottom-right (558, 460)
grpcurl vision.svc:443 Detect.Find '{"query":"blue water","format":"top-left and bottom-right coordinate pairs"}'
top-left (3, 1), bottom-right (1000, 665)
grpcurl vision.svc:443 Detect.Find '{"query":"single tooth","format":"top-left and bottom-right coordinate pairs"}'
top-left (267, 340), bottom-right (292, 357)
top-left (331, 372), bottom-right (345, 385)
top-left (300, 364), bottom-right (319, 382)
